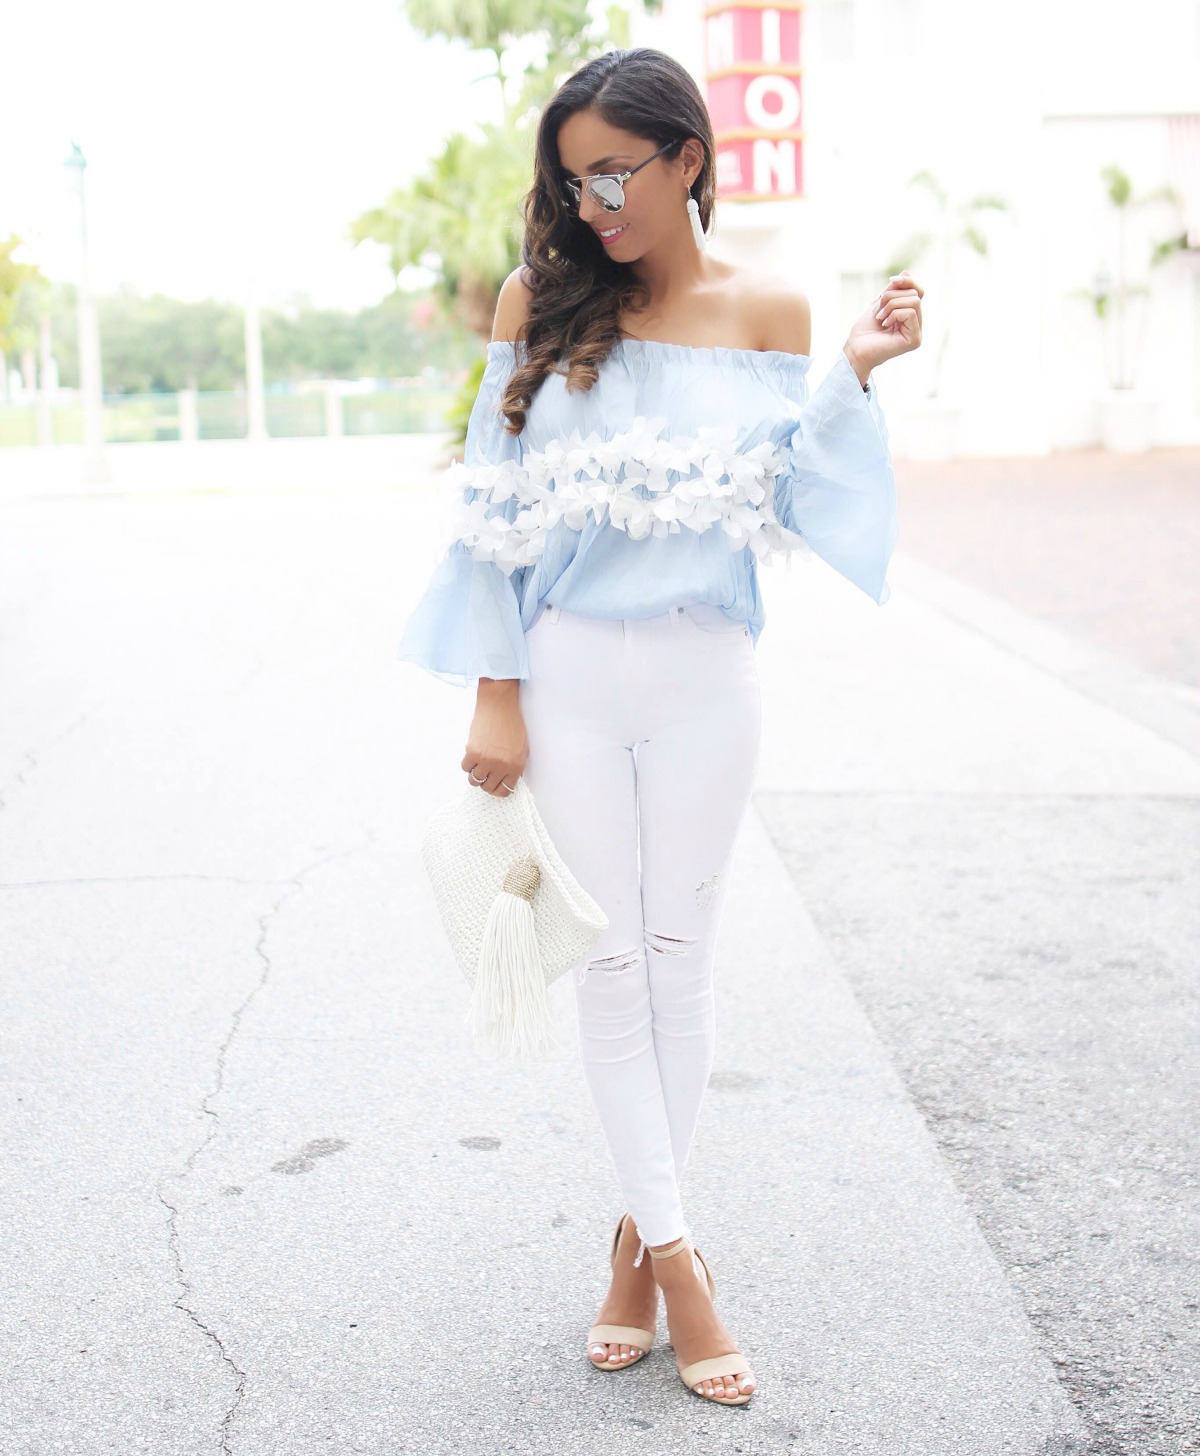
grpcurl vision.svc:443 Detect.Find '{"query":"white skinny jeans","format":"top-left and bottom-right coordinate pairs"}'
top-left (519, 601), bottom-right (762, 1260)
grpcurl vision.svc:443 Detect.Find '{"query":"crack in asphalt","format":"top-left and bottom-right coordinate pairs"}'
top-left (153, 828), bottom-right (379, 1453)
top-left (0, 708), bottom-right (96, 815)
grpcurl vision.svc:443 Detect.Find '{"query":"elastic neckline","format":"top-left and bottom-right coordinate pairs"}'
top-left (486, 336), bottom-right (811, 368)
top-left (616, 336), bottom-right (811, 367)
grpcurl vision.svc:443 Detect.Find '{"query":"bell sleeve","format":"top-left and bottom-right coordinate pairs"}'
top-left (773, 348), bottom-right (899, 605)
top-left (395, 343), bottom-right (532, 686)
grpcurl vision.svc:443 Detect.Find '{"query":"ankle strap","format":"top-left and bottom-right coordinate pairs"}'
top-left (647, 1235), bottom-right (690, 1260)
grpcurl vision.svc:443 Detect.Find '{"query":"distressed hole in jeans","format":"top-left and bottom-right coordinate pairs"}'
top-left (645, 930), bottom-right (698, 957)
top-left (576, 946), bottom-right (642, 987)
top-left (695, 871), bottom-right (720, 908)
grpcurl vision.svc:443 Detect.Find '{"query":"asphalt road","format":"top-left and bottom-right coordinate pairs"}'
top-left (1, 440), bottom-right (1196, 1454)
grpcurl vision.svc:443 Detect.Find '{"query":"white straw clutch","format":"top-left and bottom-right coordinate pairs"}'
top-left (420, 777), bottom-right (609, 1060)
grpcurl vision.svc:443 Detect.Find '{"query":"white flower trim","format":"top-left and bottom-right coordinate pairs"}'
top-left (440, 415), bottom-right (813, 577)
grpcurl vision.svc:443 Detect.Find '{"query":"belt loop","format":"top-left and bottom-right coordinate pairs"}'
top-left (670, 605), bottom-right (682, 631)
top-left (547, 603), bottom-right (561, 623)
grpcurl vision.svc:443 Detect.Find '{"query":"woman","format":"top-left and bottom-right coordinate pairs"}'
top-left (397, 47), bottom-right (923, 1408)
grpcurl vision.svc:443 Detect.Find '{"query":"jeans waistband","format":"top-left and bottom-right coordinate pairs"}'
top-left (537, 602), bottom-right (689, 631)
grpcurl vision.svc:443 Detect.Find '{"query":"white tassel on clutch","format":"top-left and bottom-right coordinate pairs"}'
top-left (468, 854), bottom-right (561, 1059)
top-left (421, 777), bottom-right (609, 1063)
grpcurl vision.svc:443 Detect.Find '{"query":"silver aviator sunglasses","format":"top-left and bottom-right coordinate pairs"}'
top-left (561, 140), bottom-right (677, 213)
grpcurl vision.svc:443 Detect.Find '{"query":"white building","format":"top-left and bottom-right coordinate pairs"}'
top-left (630, 0), bottom-right (1200, 456)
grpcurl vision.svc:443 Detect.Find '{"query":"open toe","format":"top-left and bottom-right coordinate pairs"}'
top-left (646, 1235), bottom-right (757, 1406)
top-left (586, 1324), bottom-right (652, 1367)
top-left (585, 1214), bottom-right (657, 1372)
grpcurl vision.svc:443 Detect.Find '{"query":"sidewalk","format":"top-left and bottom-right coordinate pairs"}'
top-left (0, 452), bottom-right (1194, 1454)
top-left (896, 444), bottom-right (1200, 691)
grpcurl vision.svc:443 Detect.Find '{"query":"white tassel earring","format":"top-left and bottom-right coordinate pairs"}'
top-left (686, 193), bottom-right (707, 252)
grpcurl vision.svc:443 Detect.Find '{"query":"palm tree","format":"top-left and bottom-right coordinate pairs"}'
top-left (347, 0), bottom-right (625, 439)
top-left (349, 124), bottom-right (534, 339)
top-left (885, 171), bottom-right (1011, 398)
top-left (350, 0), bottom-right (619, 336)
top-left (1067, 164), bottom-right (1189, 390)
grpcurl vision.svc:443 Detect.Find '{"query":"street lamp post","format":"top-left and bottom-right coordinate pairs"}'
top-left (244, 274), bottom-right (268, 444)
top-left (63, 141), bottom-right (110, 484)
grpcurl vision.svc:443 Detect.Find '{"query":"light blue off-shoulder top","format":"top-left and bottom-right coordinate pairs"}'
top-left (396, 336), bottom-right (898, 686)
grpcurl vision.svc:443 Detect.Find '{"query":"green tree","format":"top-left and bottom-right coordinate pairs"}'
top-left (349, 1), bottom-right (631, 437)
top-left (350, 0), bottom-right (629, 337)
top-left (1066, 164), bottom-right (1190, 390)
top-left (885, 172), bottom-right (1012, 399)
top-left (0, 234), bottom-right (51, 399)
top-left (35, 283), bottom-right (472, 393)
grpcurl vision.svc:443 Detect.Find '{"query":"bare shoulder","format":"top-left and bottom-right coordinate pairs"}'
top-left (736, 267), bottom-right (812, 357)
top-left (492, 265), bottom-right (535, 344)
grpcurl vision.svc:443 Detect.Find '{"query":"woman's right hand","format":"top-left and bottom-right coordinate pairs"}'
top-left (462, 680), bottom-right (528, 797)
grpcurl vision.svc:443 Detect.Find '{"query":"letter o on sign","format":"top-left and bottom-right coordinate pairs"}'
top-left (744, 75), bottom-right (801, 130)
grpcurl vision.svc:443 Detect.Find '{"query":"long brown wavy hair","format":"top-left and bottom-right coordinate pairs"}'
top-left (499, 47), bottom-right (717, 436)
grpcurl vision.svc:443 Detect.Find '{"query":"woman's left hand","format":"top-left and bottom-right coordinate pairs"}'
top-left (844, 269), bottom-right (924, 376)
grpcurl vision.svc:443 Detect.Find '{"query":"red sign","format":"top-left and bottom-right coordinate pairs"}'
top-left (704, 1), bottom-right (806, 200)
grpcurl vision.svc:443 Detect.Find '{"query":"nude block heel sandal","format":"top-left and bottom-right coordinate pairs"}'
top-left (586, 1212), bottom-right (657, 1369)
top-left (647, 1234), bottom-right (756, 1406)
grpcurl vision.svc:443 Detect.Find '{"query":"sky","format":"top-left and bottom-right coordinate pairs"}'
top-left (0, 0), bottom-right (527, 310)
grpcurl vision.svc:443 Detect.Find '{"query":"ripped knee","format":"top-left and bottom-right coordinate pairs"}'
top-left (695, 871), bottom-right (721, 908)
top-left (645, 930), bottom-right (699, 957)
top-left (576, 946), bottom-right (642, 987)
